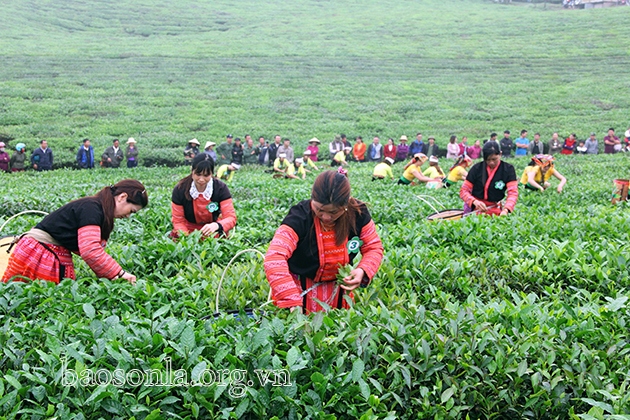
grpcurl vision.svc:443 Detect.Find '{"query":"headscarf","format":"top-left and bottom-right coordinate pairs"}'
top-left (449, 155), bottom-right (472, 172)
top-left (531, 154), bottom-right (554, 169)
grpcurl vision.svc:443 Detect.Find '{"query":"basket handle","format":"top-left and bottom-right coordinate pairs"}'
top-left (215, 248), bottom-right (271, 313)
top-left (0, 210), bottom-right (49, 234)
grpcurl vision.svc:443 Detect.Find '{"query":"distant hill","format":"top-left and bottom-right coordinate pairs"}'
top-left (0, 0), bottom-right (628, 168)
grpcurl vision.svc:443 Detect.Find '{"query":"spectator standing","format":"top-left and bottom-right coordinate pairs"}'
top-left (468, 140), bottom-right (481, 159)
top-left (204, 141), bottom-right (217, 162)
top-left (548, 133), bottom-right (562, 155)
top-left (353, 136), bottom-right (366, 162)
top-left (268, 135), bottom-right (282, 165)
top-left (340, 134), bottom-right (351, 149)
top-left (102, 139), bottom-right (124, 168)
top-left (383, 138), bottom-right (397, 162)
top-left (126, 138), bottom-right (138, 168)
top-left (408, 133), bottom-right (424, 157)
top-left (458, 136), bottom-right (469, 156)
top-left (500, 131), bottom-right (513, 158)
top-left (367, 137), bottom-right (383, 162)
top-left (31, 140), bottom-right (53, 171)
top-left (604, 128), bottom-right (621, 154)
top-left (425, 136), bottom-right (439, 157)
top-left (446, 136), bottom-right (459, 159)
top-left (231, 137), bottom-right (244, 165)
top-left (514, 130), bottom-right (529, 157)
top-left (329, 135), bottom-right (344, 160)
top-left (485, 133), bottom-right (498, 145)
top-left (561, 133), bottom-right (577, 155)
top-left (276, 138), bottom-right (294, 163)
top-left (242, 136), bottom-right (259, 165)
top-left (76, 138), bottom-right (95, 169)
top-left (0, 142), bottom-right (9, 172)
top-left (576, 141), bottom-right (587, 154)
top-left (184, 138), bottom-right (200, 164)
top-left (216, 134), bottom-right (234, 165)
top-left (10, 143), bottom-right (27, 172)
top-left (306, 138), bottom-right (320, 161)
top-left (258, 137), bottom-right (270, 166)
top-left (584, 132), bottom-right (598, 154)
top-left (396, 136), bottom-right (409, 162)
top-left (528, 133), bottom-right (544, 155)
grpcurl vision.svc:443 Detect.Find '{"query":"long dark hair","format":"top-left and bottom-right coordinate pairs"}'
top-left (311, 171), bottom-right (362, 246)
top-left (91, 179), bottom-right (148, 240)
top-left (177, 153), bottom-right (215, 200)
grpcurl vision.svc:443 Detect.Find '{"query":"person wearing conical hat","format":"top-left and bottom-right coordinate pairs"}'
top-left (444, 155), bottom-right (472, 187)
top-left (204, 141), bottom-right (217, 163)
top-left (306, 138), bottom-right (320, 162)
top-left (126, 138), bottom-right (138, 168)
top-left (398, 153), bottom-right (435, 185)
top-left (184, 138), bottom-right (200, 164)
top-left (460, 141), bottom-right (518, 216)
top-left (520, 154), bottom-right (566, 193)
top-left (372, 157), bottom-right (395, 180)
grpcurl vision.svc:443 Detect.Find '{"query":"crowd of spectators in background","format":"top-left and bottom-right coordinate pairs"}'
top-left (1, 127), bottom-right (628, 173)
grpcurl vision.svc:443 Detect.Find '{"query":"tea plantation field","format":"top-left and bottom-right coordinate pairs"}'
top-left (2, 0), bottom-right (630, 418)
top-left (1, 155), bottom-right (630, 419)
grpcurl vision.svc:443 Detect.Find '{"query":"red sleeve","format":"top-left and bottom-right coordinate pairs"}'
top-left (217, 198), bottom-right (237, 234)
top-left (460, 180), bottom-right (475, 207)
top-left (171, 203), bottom-right (189, 235)
top-left (77, 225), bottom-right (122, 280)
top-left (263, 225), bottom-right (303, 308)
top-left (504, 181), bottom-right (519, 212)
top-left (357, 220), bottom-right (383, 285)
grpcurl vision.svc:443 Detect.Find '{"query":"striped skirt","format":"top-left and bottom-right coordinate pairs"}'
top-left (1, 236), bottom-right (75, 284)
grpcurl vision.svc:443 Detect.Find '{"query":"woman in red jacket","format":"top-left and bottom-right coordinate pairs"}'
top-left (171, 153), bottom-right (237, 238)
top-left (264, 170), bottom-right (383, 313)
top-left (561, 134), bottom-right (576, 155)
top-left (383, 138), bottom-right (397, 162)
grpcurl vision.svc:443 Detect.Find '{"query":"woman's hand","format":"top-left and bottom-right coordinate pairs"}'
top-left (200, 222), bottom-right (219, 237)
top-left (290, 306), bottom-right (303, 314)
top-left (500, 209), bottom-right (509, 216)
top-left (121, 272), bottom-right (137, 285)
top-left (473, 200), bottom-right (487, 212)
top-left (340, 268), bottom-right (365, 291)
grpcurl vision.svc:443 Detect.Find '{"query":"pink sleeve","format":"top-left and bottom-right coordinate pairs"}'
top-left (504, 181), bottom-right (519, 212)
top-left (77, 225), bottom-right (122, 280)
top-left (357, 220), bottom-right (383, 284)
top-left (217, 198), bottom-right (237, 234)
top-left (171, 203), bottom-right (189, 235)
top-left (263, 225), bottom-right (303, 308)
top-left (460, 180), bottom-right (475, 207)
